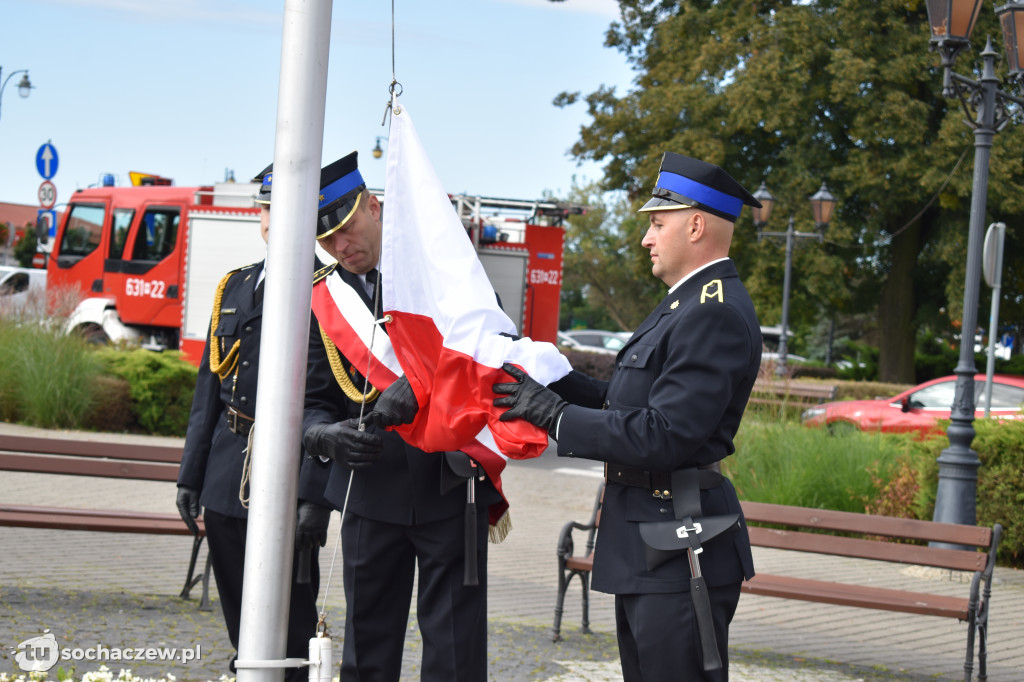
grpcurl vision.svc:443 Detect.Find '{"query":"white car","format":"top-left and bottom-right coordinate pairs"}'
top-left (0, 266), bottom-right (47, 315)
top-left (557, 329), bottom-right (631, 356)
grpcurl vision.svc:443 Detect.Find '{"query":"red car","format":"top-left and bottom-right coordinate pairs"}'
top-left (801, 374), bottom-right (1024, 437)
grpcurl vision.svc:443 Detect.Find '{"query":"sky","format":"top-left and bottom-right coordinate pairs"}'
top-left (0, 0), bottom-right (635, 213)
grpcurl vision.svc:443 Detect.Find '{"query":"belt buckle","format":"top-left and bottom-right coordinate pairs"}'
top-left (228, 410), bottom-right (240, 433)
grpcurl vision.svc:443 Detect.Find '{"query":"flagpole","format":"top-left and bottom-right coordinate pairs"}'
top-left (236, 0), bottom-right (332, 679)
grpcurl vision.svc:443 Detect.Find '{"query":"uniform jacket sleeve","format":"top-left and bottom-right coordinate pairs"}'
top-left (178, 317), bottom-right (221, 489)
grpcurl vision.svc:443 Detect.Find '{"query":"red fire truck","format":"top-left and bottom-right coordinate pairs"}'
top-left (43, 179), bottom-right (574, 365)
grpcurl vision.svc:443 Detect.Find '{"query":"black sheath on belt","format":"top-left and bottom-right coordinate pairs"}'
top-left (691, 575), bottom-right (722, 671)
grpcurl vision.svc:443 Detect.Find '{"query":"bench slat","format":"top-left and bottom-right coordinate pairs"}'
top-left (742, 501), bottom-right (992, 548)
top-left (751, 380), bottom-right (837, 401)
top-left (747, 526), bottom-right (987, 572)
top-left (0, 434), bottom-right (182, 464)
top-left (0, 504), bottom-right (202, 535)
top-left (0, 452), bottom-right (180, 482)
top-left (742, 573), bottom-right (970, 620)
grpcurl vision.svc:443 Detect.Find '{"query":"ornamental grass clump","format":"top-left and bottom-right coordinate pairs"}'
top-left (0, 318), bottom-right (101, 428)
top-left (728, 420), bottom-right (906, 512)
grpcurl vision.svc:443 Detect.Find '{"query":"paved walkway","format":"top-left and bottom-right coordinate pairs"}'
top-left (1, 422), bottom-right (1022, 681)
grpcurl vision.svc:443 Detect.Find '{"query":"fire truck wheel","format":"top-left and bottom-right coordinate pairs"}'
top-left (77, 324), bottom-right (110, 345)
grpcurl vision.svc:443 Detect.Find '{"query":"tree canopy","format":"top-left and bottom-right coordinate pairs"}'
top-left (554, 0), bottom-right (1024, 382)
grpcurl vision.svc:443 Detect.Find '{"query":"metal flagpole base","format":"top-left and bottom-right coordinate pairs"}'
top-left (234, 658), bottom-right (310, 669)
top-left (234, 634), bottom-right (332, 681)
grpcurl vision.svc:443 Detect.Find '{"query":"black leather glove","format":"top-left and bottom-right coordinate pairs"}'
top-left (303, 418), bottom-right (384, 470)
top-left (493, 363), bottom-right (567, 435)
top-left (295, 500), bottom-right (332, 550)
top-left (370, 375), bottom-right (419, 428)
top-left (175, 485), bottom-right (201, 535)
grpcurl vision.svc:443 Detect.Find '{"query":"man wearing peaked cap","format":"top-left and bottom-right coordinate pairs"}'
top-left (176, 163), bottom-right (333, 682)
top-left (493, 152), bottom-right (763, 680)
top-left (302, 152), bottom-right (502, 681)
top-left (314, 151), bottom-right (367, 240)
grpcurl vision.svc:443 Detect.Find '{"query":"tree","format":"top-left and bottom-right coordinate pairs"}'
top-left (13, 224), bottom-right (38, 268)
top-left (552, 0), bottom-right (1024, 382)
top-left (559, 180), bottom-right (662, 331)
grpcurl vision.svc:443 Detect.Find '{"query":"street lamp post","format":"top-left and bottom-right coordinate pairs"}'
top-left (752, 181), bottom-right (837, 377)
top-left (924, 0), bottom-right (1024, 532)
top-left (0, 66), bottom-right (33, 122)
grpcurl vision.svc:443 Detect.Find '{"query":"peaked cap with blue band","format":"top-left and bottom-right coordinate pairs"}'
top-left (253, 163), bottom-right (273, 206)
top-left (316, 151), bottom-right (367, 239)
top-left (639, 152), bottom-right (761, 222)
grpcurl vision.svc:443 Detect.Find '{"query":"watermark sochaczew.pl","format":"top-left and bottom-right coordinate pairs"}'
top-left (11, 630), bottom-right (202, 672)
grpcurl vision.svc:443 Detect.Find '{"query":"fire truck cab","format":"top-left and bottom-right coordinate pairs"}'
top-left (47, 181), bottom-right (265, 355)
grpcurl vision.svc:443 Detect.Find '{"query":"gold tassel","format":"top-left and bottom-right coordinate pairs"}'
top-left (488, 509), bottom-right (512, 544)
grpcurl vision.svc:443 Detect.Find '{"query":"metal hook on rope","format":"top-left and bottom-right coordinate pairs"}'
top-left (381, 79), bottom-right (404, 126)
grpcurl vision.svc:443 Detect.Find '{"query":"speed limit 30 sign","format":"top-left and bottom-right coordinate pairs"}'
top-left (38, 180), bottom-right (57, 209)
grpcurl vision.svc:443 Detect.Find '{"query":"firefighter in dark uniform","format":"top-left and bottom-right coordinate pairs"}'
top-left (493, 153), bottom-right (762, 681)
top-left (300, 152), bottom-right (501, 682)
top-left (176, 166), bottom-right (334, 682)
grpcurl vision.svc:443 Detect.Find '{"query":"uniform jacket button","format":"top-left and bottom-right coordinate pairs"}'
top-left (240, 396), bottom-right (248, 404)
top-left (242, 360), bottom-right (250, 368)
top-left (245, 326), bottom-right (254, 333)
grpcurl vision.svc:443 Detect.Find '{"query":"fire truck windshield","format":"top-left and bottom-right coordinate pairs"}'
top-left (58, 204), bottom-right (105, 259)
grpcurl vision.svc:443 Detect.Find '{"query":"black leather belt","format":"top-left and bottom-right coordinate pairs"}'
top-left (605, 462), bottom-right (722, 499)
top-left (226, 406), bottom-right (254, 436)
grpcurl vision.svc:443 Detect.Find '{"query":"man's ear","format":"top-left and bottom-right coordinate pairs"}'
top-left (368, 192), bottom-right (381, 220)
top-left (689, 211), bottom-right (706, 242)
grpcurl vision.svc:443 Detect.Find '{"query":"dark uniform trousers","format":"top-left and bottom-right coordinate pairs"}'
top-left (203, 510), bottom-right (322, 680)
top-left (305, 266), bottom-right (500, 682)
top-left (554, 259), bottom-right (760, 681)
top-left (615, 585), bottom-right (741, 681)
top-left (178, 261), bottom-right (332, 682)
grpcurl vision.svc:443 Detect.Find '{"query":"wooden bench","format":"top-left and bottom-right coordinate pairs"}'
top-left (749, 378), bottom-right (838, 410)
top-left (0, 433), bottom-right (211, 609)
top-left (553, 483), bottom-right (1002, 682)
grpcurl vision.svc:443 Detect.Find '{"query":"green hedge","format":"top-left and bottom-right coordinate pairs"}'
top-left (904, 420), bottom-right (1024, 568)
top-left (94, 348), bottom-right (197, 436)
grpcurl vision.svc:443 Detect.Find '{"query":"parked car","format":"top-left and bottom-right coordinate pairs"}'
top-left (0, 266), bottom-right (47, 315)
top-left (556, 329), bottom-right (630, 356)
top-left (801, 374), bottom-right (1024, 437)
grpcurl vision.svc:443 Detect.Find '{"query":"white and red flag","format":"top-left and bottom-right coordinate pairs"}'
top-left (379, 105), bottom-right (571, 461)
top-left (310, 105), bottom-right (571, 536)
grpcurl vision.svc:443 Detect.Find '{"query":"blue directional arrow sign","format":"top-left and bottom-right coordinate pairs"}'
top-left (36, 142), bottom-right (59, 180)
